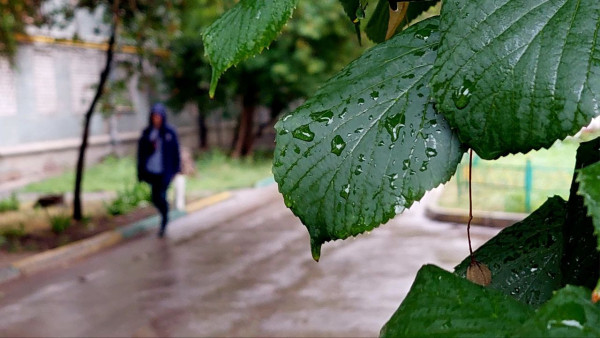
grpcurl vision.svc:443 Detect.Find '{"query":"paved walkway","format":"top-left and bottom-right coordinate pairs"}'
top-left (0, 185), bottom-right (500, 337)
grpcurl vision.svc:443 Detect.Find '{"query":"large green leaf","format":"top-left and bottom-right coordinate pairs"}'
top-left (203, 0), bottom-right (298, 97)
top-left (431, 0), bottom-right (600, 159)
top-left (273, 18), bottom-right (464, 260)
top-left (577, 161), bottom-right (600, 251)
top-left (454, 196), bottom-right (566, 308)
top-left (512, 286), bottom-right (600, 337)
top-left (380, 264), bottom-right (533, 337)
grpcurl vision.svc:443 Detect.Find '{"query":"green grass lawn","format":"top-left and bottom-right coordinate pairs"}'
top-left (438, 139), bottom-right (579, 213)
top-left (22, 150), bottom-right (274, 196)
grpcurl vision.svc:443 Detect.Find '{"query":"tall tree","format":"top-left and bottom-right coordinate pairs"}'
top-left (72, 1), bottom-right (120, 221)
top-left (71, 0), bottom-right (183, 220)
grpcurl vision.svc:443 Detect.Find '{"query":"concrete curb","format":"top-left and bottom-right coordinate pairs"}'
top-left (0, 191), bottom-right (232, 284)
top-left (425, 188), bottom-right (527, 228)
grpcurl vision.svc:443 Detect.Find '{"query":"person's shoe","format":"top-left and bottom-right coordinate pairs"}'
top-left (158, 229), bottom-right (165, 238)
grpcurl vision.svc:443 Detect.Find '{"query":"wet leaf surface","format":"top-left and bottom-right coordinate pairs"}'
top-left (203, 0), bottom-right (298, 96)
top-left (455, 196), bottom-right (566, 308)
top-left (577, 162), bottom-right (600, 251)
top-left (273, 18), bottom-right (464, 260)
top-left (512, 286), bottom-right (600, 337)
top-left (380, 264), bottom-right (533, 337)
top-left (431, 0), bottom-right (600, 159)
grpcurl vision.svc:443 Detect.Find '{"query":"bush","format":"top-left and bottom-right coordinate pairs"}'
top-left (50, 214), bottom-right (72, 234)
top-left (0, 224), bottom-right (26, 251)
top-left (0, 193), bottom-right (19, 213)
top-left (105, 182), bottom-right (151, 216)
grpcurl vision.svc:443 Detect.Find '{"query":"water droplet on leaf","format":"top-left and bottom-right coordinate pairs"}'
top-left (384, 113), bottom-right (405, 142)
top-left (452, 79), bottom-right (474, 109)
top-left (310, 110), bottom-right (334, 125)
top-left (425, 147), bottom-right (437, 158)
top-left (331, 135), bottom-right (346, 156)
top-left (340, 184), bottom-right (351, 199)
top-left (292, 125), bottom-right (315, 142)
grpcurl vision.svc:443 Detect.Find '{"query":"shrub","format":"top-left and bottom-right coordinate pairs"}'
top-left (105, 182), bottom-right (151, 216)
top-left (50, 214), bottom-right (72, 234)
top-left (0, 193), bottom-right (19, 213)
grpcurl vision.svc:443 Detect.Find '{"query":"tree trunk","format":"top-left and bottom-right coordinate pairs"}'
top-left (198, 110), bottom-right (208, 149)
top-left (231, 102), bottom-right (255, 158)
top-left (73, 18), bottom-right (118, 220)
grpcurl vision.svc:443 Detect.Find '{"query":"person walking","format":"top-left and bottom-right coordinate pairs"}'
top-left (137, 103), bottom-right (181, 238)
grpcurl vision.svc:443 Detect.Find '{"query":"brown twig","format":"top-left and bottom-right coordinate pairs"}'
top-left (467, 148), bottom-right (475, 264)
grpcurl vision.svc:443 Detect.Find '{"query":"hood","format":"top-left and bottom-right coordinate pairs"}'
top-left (149, 102), bottom-right (168, 126)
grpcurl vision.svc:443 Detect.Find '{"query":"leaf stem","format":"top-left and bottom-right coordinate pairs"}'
top-left (468, 148), bottom-right (475, 264)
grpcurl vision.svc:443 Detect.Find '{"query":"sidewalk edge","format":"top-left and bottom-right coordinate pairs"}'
top-left (425, 188), bottom-right (528, 228)
top-left (0, 192), bottom-right (232, 284)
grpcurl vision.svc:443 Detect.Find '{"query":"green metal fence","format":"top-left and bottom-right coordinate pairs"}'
top-left (451, 154), bottom-right (574, 213)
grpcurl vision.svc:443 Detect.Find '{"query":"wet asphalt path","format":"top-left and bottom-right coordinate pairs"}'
top-left (0, 185), bottom-right (500, 337)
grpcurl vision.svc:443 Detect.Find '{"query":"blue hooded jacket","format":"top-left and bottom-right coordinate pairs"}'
top-left (137, 103), bottom-right (181, 186)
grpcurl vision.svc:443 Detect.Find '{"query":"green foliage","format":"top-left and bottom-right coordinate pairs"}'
top-left (0, 1), bottom-right (46, 61)
top-left (454, 197), bottom-right (565, 307)
top-left (0, 224), bottom-right (26, 251)
top-left (577, 162), bottom-right (600, 251)
top-left (105, 182), bottom-right (151, 216)
top-left (514, 286), bottom-right (600, 337)
top-left (206, 0), bottom-right (600, 336)
top-left (22, 156), bottom-right (137, 194)
top-left (0, 224), bottom-right (25, 239)
top-left (203, 0), bottom-right (299, 97)
top-left (0, 193), bottom-right (19, 213)
top-left (274, 18), bottom-right (464, 260)
top-left (380, 264), bottom-right (534, 337)
top-left (431, 0), bottom-right (600, 160)
top-left (186, 150), bottom-right (273, 193)
top-left (50, 214), bottom-right (72, 234)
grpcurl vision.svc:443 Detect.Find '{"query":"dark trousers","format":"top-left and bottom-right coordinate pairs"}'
top-left (147, 173), bottom-right (169, 235)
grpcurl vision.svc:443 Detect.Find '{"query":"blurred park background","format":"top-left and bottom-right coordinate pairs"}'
top-left (0, 0), bottom-right (597, 254)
